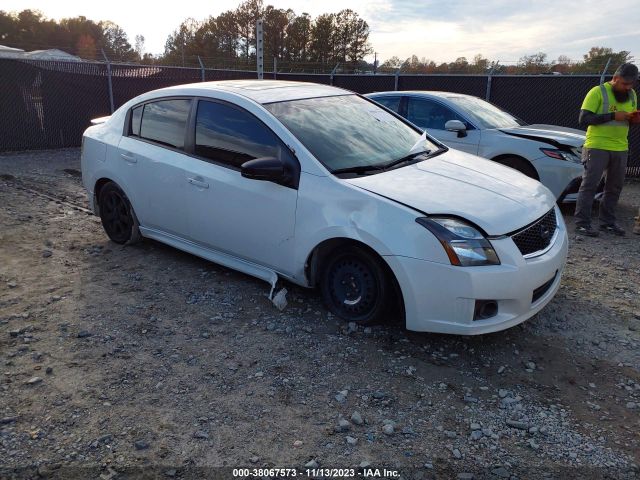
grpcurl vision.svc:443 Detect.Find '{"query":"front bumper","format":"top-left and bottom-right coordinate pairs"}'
top-left (385, 212), bottom-right (568, 335)
top-left (533, 155), bottom-right (584, 200)
top-left (557, 176), bottom-right (582, 203)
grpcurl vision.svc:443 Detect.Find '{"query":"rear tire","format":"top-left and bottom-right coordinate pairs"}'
top-left (320, 246), bottom-right (394, 325)
top-left (493, 156), bottom-right (538, 179)
top-left (98, 182), bottom-right (141, 245)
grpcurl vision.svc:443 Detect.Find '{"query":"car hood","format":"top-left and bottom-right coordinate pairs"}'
top-left (499, 124), bottom-right (585, 148)
top-left (344, 149), bottom-right (556, 236)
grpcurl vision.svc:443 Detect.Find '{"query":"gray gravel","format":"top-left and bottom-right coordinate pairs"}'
top-left (1, 149), bottom-right (639, 479)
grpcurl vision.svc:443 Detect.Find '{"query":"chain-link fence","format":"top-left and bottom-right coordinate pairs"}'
top-left (1, 58), bottom-right (639, 176)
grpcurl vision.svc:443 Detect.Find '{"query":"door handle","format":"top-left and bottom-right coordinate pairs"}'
top-left (120, 152), bottom-right (137, 163)
top-left (187, 177), bottom-right (209, 189)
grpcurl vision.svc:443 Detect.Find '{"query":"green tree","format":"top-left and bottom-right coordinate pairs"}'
top-left (235, 0), bottom-right (263, 60)
top-left (471, 54), bottom-right (489, 73)
top-left (551, 55), bottom-right (572, 74)
top-left (100, 21), bottom-right (136, 61)
top-left (309, 13), bottom-right (335, 65)
top-left (449, 56), bottom-right (469, 73)
top-left (580, 46), bottom-right (632, 74)
top-left (163, 18), bottom-right (200, 65)
top-left (216, 11), bottom-right (240, 60)
top-left (262, 6), bottom-right (292, 61)
top-left (518, 52), bottom-right (548, 73)
top-left (285, 13), bottom-right (311, 62)
top-left (380, 55), bottom-right (402, 71)
top-left (0, 9), bottom-right (138, 60)
top-left (134, 34), bottom-right (145, 59)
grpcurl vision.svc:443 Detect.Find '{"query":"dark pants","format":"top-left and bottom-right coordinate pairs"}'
top-left (574, 147), bottom-right (627, 226)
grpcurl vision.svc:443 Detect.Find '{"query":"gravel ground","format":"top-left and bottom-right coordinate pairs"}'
top-left (1, 149), bottom-right (639, 480)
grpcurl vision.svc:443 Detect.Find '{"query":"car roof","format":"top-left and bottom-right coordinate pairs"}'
top-left (152, 80), bottom-right (352, 104)
top-left (367, 90), bottom-right (476, 100)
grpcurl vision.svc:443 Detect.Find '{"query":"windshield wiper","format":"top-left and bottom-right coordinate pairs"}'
top-left (331, 164), bottom-right (386, 175)
top-left (331, 149), bottom-right (437, 176)
top-left (378, 149), bottom-right (432, 170)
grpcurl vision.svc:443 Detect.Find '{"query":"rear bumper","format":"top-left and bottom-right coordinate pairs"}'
top-left (385, 211), bottom-right (568, 335)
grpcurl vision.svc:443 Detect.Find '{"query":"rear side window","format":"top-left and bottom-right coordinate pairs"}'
top-left (373, 96), bottom-right (401, 112)
top-left (195, 100), bottom-right (280, 168)
top-left (138, 99), bottom-right (191, 150)
top-left (130, 106), bottom-right (142, 136)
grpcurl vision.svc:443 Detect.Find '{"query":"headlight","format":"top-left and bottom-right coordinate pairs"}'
top-left (540, 148), bottom-right (581, 163)
top-left (416, 217), bottom-right (500, 266)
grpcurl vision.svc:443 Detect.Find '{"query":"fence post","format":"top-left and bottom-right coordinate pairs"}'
top-left (394, 68), bottom-right (401, 91)
top-left (485, 62), bottom-right (498, 102)
top-left (330, 63), bottom-right (339, 86)
top-left (197, 56), bottom-right (205, 82)
top-left (101, 49), bottom-right (115, 114)
top-left (600, 57), bottom-right (612, 85)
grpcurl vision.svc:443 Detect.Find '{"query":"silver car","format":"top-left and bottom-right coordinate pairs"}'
top-left (366, 91), bottom-right (587, 202)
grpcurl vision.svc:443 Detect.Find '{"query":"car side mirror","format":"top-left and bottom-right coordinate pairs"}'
top-left (241, 157), bottom-right (287, 183)
top-left (445, 119), bottom-right (467, 138)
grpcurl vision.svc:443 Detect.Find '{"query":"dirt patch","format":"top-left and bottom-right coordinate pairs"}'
top-left (1, 149), bottom-right (639, 479)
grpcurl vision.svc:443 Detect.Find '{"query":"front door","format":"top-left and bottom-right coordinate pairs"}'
top-left (405, 97), bottom-right (481, 154)
top-left (183, 99), bottom-right (298, 273)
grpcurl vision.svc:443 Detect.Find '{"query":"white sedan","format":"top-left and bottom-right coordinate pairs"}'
top-left (365, 91), bottom-right (586, 202)
top-left (81, 80), bottom-right (568, 335)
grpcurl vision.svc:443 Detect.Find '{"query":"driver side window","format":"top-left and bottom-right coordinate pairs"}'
top-left (195, 100), bottom-right (287, 169)
top-left (406, 98), bottom-right (466, 130)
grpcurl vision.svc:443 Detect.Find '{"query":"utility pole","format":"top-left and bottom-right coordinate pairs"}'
top-left (373, 52), bottom-right (378, 74)
top-left (256, 19), bottom-right (264, 80)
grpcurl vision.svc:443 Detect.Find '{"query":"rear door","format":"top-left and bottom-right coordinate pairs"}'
top-left (117, 98), bottom-right (192, 237)
top-left (405, 97), bottom-right (481, 154)
top-left (182, 99), bottom-right (299, 273)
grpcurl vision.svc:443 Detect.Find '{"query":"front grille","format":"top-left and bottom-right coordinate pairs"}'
top-left (532, 271), bottom-right (558, 303)
top-left (511, 208), bottom-right (557, 257)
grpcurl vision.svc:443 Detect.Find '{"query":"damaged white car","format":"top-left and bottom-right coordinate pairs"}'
top-left (81, 80), bottom-right (568, 335)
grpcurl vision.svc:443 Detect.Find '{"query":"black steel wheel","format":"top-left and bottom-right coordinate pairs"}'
top-left (98, 182), bottom-right (140, 244)
top-left (320, 246), bottom-right (392, 325)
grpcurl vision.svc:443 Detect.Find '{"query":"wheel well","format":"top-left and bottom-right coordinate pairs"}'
top-left (491, 154), bottom-right (539, 180)
top-left (94, 178), bottom-right (114, 207)
top-left (305, 238), bottom-right (405, 322)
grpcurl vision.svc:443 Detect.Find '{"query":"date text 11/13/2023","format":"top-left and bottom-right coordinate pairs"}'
top-left (232, 468), bottom-right (401, 478)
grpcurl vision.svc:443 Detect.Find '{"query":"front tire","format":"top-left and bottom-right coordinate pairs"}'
top-left (98, 182), bottom-right (141, 245)
top-left (320, 246), bottom-right (393, 325)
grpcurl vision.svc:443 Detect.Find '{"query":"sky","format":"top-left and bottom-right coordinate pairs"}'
top-left (3, 0), bottom-right (639, 65)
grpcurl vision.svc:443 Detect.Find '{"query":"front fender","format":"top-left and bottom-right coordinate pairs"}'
top-left (292, 173), bottom-right (451, 284)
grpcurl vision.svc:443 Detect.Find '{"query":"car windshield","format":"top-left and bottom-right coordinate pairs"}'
top-left (264, 94), bottom-right (439, 173)
top-left (446, 95), bottom-right (527, 129)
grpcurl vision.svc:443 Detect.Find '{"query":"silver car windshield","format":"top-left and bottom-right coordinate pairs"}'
top-left (446, 95), bottom-right (527, 129)
top-left (264, 94), bottom-right (438, 172)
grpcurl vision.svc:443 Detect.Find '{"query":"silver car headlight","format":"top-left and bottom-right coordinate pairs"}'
top-left (416, 217), bottom-right (500, 266)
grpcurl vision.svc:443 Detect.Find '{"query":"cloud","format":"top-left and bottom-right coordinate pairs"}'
top-left (2, 0), bottom-right (638, 61)
top-left (366, 0), bottom-right (639, 63)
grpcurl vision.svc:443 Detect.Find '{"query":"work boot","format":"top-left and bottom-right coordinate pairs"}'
top-left (600, 224), bottom-right (625, 236)
top-left (576, 224), bottom-right (599, 237)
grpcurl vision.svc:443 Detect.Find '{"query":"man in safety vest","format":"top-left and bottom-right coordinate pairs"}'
top-left (575, 62), bottom-right (639, 236)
